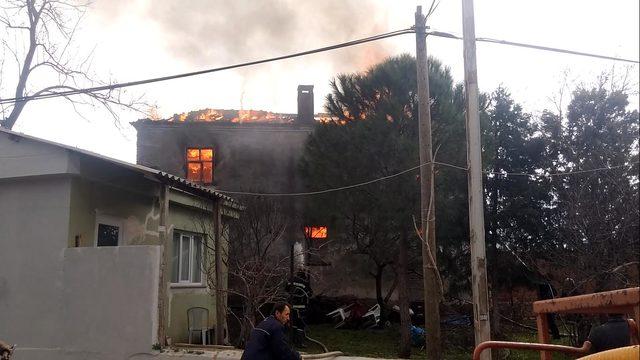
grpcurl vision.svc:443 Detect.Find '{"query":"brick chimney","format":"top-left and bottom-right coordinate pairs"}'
top-left (297, 85), bottom-right (314, 124)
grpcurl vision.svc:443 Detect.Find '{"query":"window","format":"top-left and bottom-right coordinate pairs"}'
top-left (186, 148), bottom-right (214, 184)
top-left (304, 226), bottom-right (327, 239)
top-left (95, 214), bottom-right (123, 247)
top-left (171, 231), bottom-right (204, 285)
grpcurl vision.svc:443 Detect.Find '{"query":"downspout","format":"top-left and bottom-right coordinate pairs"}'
top-left (157, 184), bottom-right (170, 346)
top-left (214, 199), bottom-right (225, 345)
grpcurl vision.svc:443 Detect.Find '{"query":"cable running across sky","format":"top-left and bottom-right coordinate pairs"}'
top-left (214, 161), bottom-right (639, 197)
top-left (0, 28), bottom-right (414, 105)
top-left (1, 27), bottom-right (638, 105)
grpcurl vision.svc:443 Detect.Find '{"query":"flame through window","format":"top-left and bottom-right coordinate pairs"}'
top-left (186, 148), bottom-right (213, 184)
top-left (304, 226), bottom-right (327, 239)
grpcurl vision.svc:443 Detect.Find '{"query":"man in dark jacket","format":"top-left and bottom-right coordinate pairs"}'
top-left (587, 314), bottom-right (631, 353)
top-left (241, 303), bottom-right (301, 360)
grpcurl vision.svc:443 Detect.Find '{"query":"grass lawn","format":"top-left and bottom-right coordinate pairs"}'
top-left (299, 323), bottom-right (574, 359)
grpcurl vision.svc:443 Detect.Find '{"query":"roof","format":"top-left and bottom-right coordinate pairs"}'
top-left (0, 127), bottom-right (238, 205)
top-left (131, 119), bottom-right (315, 132)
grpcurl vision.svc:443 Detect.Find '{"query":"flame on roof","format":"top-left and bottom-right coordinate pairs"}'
top-left (155, 108), bottom-right (335, 124)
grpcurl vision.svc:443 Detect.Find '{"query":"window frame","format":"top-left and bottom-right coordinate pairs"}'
top-left (186, 147), bottom-right (214, 185)
top-left (171, 230), bottom-right (206, 287)
top-left (94, 213), bottom-right (124, 247)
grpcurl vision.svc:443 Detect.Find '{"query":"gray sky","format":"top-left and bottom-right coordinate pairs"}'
top-left (6, 0), bottom-right (639, 162)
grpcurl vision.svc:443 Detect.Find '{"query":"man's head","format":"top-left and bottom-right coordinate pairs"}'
top-left (273, 302), bottom-right (291, 325)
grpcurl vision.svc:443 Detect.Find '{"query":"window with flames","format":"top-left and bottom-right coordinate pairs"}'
top-left (304, 226), bottom-right (327, 239)
top-left (186, 148), bottom-right (213, 184)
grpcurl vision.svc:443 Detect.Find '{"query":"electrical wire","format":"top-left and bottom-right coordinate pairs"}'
top-left (215, 161), bottom-right (429, 197)
top-left (0, 28), bottom-right (414, 105)
top-left (2, 27), bottom-right (637, 106)
top-left (484, 162), bottom-right (638, 177)
top-left (426, 30), bottom-right (640, 64)
top-left (214, 161), bottom-right (638, 197)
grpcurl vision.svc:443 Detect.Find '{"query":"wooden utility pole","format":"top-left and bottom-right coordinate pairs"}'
top-left (461, 0), bottom-right (492, 358)
top-left (415, 6), bottom-right (441, 359)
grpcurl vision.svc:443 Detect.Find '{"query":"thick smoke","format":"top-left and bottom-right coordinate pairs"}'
top-left (96, 0), bottom-right (392, 72)
top-left (93, 0), bottom-right (398, 113)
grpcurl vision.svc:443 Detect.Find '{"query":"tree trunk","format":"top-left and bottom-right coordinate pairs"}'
top-left (398, 231), bottom-right (412, 358)
top-left (375, 264), bottom-right (384, 307)
top-left (240, 303), bottom-right (256, 348)
top-left (3, 1), bottom-right (39, 130)
top-left (374, 264), bottom-right (390, 327)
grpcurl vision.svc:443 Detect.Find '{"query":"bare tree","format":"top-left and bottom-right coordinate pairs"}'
top-left (199, 196), bottom-right (293, 347)
top-left (548, 167), bottom-right (639, 293)
top-left (0, 0), bottom-right (144, 129)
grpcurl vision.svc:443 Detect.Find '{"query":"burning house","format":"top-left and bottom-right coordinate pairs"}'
top-left (132, 85), bottom-right (324, 267)
top-left (134, 85), bottom-right (422, 305)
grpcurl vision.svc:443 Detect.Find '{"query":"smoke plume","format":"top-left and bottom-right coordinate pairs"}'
top-left (93, 0), bottom-right (398, 112)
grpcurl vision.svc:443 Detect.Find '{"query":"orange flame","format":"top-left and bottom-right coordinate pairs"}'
top-left (305, 226), bottom-right (327, 239)
top-left (158, 108), bottom-right (334, 124)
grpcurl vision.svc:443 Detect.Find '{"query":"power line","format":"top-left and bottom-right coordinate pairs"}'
top-left (216, 160), bottom-right (465, 197)
top-left (2, 27), bottom-right (636, 106)
top-left (427, 30), bottom-right (640, 64)
top-left (214, 161), bottom-right (638, 197)
top-left (215, 161), bottom-right (429, 197)
top-left (0, 28), bottom-right (414, 106)
top-left (484, 162), bottom-right (638, 178)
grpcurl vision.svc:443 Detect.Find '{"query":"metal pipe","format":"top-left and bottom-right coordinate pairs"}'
top-left (472, 340), bottom-right (591, 360)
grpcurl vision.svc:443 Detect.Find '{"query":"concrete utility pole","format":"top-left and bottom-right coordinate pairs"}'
top-left (414, 6), bottom-right (441, 359)
top-left (461, 0), bottom-right (492, 358)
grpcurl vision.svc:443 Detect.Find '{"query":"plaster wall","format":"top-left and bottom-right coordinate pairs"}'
top-left (67, 176), bottom-right (161, 248)
top-left (0, 176), bottom-right (71, 348)
top-left (6, 246), bottom-right (162, 360)
top-left (0, 132), bottom-right (71, 179)
top-left (61, 246), bottom-right (161, 359)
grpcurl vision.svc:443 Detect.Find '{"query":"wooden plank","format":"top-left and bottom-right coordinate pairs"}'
top-left (533, 287), bottom-right (639, 315)
top-left (536, 314), bottom-right (552, 360)
top-left (564, 305), bottom-right (634, 315)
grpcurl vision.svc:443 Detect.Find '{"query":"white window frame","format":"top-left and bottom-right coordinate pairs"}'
top-left (171, 231), bottom-right (205, 287)
top-left (94, 213), bottom-right (124, 247)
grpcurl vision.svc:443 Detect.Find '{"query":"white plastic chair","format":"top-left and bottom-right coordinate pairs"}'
top-left (362, 304), bottom-right (381, 329)
top-left (326, 303), bottom-right (355, 329)
top-left (187, 307), bottom-right (209, 345)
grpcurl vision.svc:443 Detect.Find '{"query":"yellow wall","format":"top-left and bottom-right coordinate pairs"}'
top-left (68, 177), bottom-right (160, 248)
top-left (68, 174), bottom-right (233, 345)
